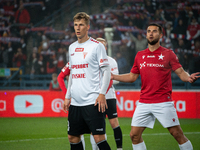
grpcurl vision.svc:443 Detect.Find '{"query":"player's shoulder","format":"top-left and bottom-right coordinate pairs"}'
top-left (160, 46), bottom-right (174, 54)
top-left (108, 56), bottom-right (117, 63)
top-left (136, 48), bottom-right (149, 55)
top-left (88, 37), bottom-right (105, 48)
top-left (88, 37), bottom-right (100, 45)
top-left (69, 41), bottom-right (78, 48)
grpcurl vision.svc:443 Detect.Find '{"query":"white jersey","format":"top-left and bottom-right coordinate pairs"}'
top-left (68, 37), bottom-right (109, 106)
top-left (106, 56), bottom-right (119, 99)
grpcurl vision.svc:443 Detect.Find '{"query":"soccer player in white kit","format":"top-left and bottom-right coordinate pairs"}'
top-left (111, 23), bottom-right (200, 150)
top-left (96, 38), bottom-right (123, 150)
top-left (63, 12), bottom-right (111, 150)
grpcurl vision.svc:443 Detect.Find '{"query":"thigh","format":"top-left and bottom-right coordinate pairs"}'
top-left (105, 99), bottom-right (117, 119)
top-left (83, 104), bottom-right (106, 135)
top-left (68, 105), bottom-right (90, 136)
top-left (131, 102), bottom-right (156, 129)
top-left (152, 102), bottom-right (180, 128)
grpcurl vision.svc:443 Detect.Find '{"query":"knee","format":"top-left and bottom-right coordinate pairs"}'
top-left (93, 134), bottom-right (106, 143)
top-left (130, 131), bottom-right (140, 143)
top-left (68, 135), bottom-right (80, 143)
top-left (170, 129), bottom-right (184, 140)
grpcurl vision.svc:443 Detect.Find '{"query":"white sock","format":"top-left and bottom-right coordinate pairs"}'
top-left (132, 141), bottom-right (147, 150)
top-left (105, 133), bottom-right (107, 140)
top-left (90, 134), bottom-right (98, 150)
top-left (81, 135), bottom-right (85, 150)
top-left (179, 140), bottom-right (193, 150)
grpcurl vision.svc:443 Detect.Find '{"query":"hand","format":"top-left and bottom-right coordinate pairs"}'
top-left (63, 98), bottom-right (71, 113)
top-left (94, 94), bottom-right (108, 113)
top-left (188, 72), bottom-right (200, 83)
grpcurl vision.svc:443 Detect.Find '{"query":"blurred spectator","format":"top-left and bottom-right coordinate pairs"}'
top-left (29, 52), bottom-right (39, 79)
top-left (129, 32), bottom-right (148, 54)
top-left (145, 0), bottom-right (156, 14)
top-left (121, 31), bottom-right (132, 47)
top-left (56, 47), bottom-right (67, 74)
top-left (18, 38), bottom-right (27, 54)
top-left (37, 54), bottom-right (45, 74)
top-left (173, 12), bottom-right (180, 29)
top-left (164, 22), bottom-right (173, 39)
top-left (14, 2), bottom-right (30, 30)
top-left (186, 11), bottom-right (194, 27)
top-left (172, 19), bottom-right (187, 35)
top-left (0, 44), bottom-right (8, 68)
top-left (12, 47), bottom-right (27, 68)
top-left (174, 38), bottom-right (191, 71)
top-left (115, 51), bottom-right (128, 74)
top-left (3, 1), bottom-right (14, 11)
top-left (6, 42), bottom-right (14, 68)
top-left (189, 40), bottom-right (200, 73)
top-left (186, 17), bottom-right (200, 40)
top-left (49, 73), bottom-right (61, 91)
top-left (46, 54), bottom-right (57, 74)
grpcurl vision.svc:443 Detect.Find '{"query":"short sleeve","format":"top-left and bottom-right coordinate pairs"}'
top-left (130, 53), bottom-right (140, 74)
top-left (169, 51), bottom-right (182, 71)
top-left (96, 43), bottom-right (109, 67)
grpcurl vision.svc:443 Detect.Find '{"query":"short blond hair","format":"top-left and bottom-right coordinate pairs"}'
top-left (73, 12), bottom-right (90, 25)
top-left (96, 37), bottom-right (107, 44)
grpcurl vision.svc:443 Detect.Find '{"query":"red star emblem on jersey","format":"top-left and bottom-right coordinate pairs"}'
top-left (172, 118), bottom-right (175, 122)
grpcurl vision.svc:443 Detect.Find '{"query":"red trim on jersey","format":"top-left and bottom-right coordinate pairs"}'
top-left (106, 80), bottom-right (113, 94)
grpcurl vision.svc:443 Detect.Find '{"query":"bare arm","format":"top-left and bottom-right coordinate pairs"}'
top-left (111, 72), bottom-right (139, 83)
top-left (175, 67), bottom-right (200, 83)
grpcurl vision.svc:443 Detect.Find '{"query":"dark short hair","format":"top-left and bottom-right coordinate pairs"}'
top-left (147, 23), bottom-right (163, 33)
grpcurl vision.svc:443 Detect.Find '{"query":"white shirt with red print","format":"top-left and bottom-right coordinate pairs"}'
top-left (67, 37), bottom-right (109, 106)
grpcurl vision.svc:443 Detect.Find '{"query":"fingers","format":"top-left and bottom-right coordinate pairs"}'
top-left (63, 104), bottom-right (68, 113)
top-left (101, 104), bottom-right (105, 113)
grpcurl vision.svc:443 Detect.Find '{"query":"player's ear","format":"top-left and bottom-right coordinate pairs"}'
top-left (160, 33), bottom-right (163, 39)
top-left (87, 24), bottom-right (90, 31)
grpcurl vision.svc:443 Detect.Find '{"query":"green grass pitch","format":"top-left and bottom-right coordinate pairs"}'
top-left (0, 118), bottom-right (200, 150)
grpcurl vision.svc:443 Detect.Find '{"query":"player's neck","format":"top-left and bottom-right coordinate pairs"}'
top-left (78, 35), bottom-right (90, 43)
top-left (148, 43), bottom-right (160, 52)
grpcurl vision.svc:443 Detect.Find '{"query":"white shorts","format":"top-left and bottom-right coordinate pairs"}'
top-left (131, 102), bottom-right (180, 128)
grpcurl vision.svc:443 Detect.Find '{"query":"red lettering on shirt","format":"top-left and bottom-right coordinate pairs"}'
top-left (111, 67), bottom-right (117, 71)
top-left (75, 48), bottom-right (84, 52)
top-left (100, 59), bottom-right (108, 63)
top-left (71, 64), bottom-right (89, 69)
top-left (72, 73), bottom-right (86, 79)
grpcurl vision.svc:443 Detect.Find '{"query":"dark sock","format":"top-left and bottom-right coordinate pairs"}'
top-left (113, 126), bottom-right (123, 148)
top-left (70, 141), bottom-right (84, 150)
top-left (97, 140), bottom-right (111, 150)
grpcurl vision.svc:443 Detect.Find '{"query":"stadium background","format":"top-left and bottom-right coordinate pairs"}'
top-left (0, 0), bottom-right (200, 149)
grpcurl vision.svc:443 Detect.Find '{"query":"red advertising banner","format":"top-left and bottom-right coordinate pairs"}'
top-left (0, 90), bottom-right (199, 118)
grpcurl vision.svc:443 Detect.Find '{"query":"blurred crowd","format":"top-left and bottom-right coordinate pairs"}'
top-left (0, 0), bottom-right (200, 79)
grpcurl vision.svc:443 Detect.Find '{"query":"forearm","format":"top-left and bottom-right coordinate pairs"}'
top-left (113, 73), bottom-right (139, 83)
top-left (100, 66), bottom-right (111, 95)
top-left (175, 67), bottom-right (190, 82)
